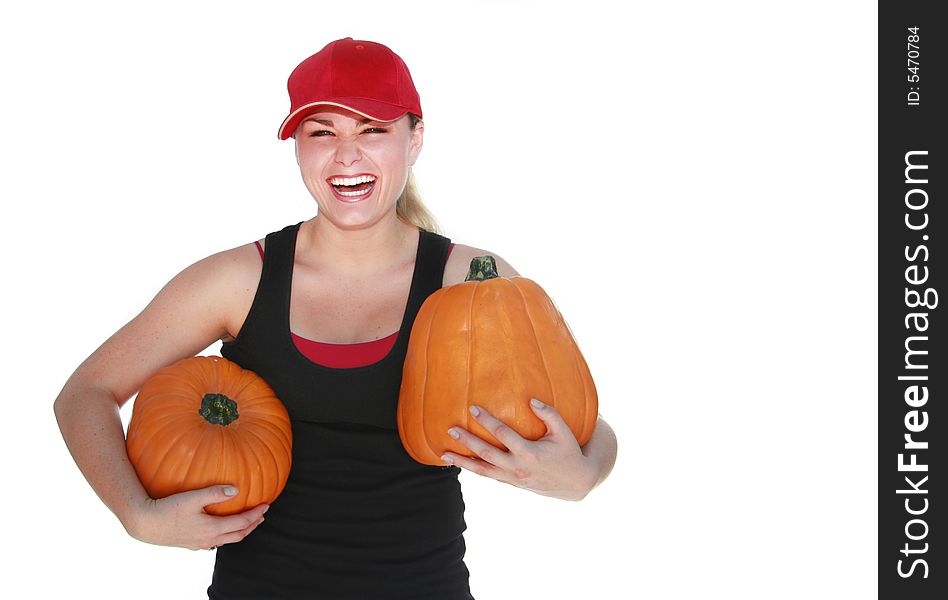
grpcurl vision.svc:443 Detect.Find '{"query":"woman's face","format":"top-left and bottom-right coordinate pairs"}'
top-left (294, 106), bottom-right (423, 231)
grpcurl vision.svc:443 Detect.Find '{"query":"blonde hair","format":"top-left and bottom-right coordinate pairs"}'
top-left (396, 113), bottom-right (442, 235)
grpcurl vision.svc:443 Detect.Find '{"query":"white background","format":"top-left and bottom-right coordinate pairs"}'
top-left (2, 1), bottom-right (876, 598)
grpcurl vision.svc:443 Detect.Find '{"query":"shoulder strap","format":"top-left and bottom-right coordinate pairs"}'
top-left (403, 229), bottom-right (452, 323)
top-left (227, 221), bottom-right (300, 347)
top-left (261, 220), bottom-right (302, 322)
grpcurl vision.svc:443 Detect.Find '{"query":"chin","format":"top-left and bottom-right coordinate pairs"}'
top-left (322, 210), bottom-right (389, 231)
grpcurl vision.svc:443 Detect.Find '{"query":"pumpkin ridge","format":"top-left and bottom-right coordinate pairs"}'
top-left (136, 390), bottom-right (194, 414)
top-left (233, 391), bottom-right (280, 417)
top-left (563, 304), bottom-right (591, 444)
top-left (241, 413), bottom-right (292, 457)
top-left (127, 403), bottom-right (183, 440)
top-left (132, 414), bottom-right (197, 482)
top-left (240, 424), bottom-right (283, 501)
top-left (464, 282), bottom-right (478, 448)
top-left (141, 419), bottom-right (203, 491)
top-left (419, 288), bottom-right (451, 464)
top-left (467, 279), bottom-right (522, 448)
top-left (175, 422), bottom-right (208, 487)
top-left (573, 341), bottom-right (599, 444)
top-left (181, 423), bottom-right (223, 494)
top-left (175, 360), bottom-right (209, 395)
top-left (527, 278), bottom-right (593, 444)
top-left (231, 422), bottom-right (259, 507)
top-left (511, 278), bottom-right (556, 424)
top-left (399, 289), bottom-right (433, 463)
top-left (228, 371), bottom-right (270, 409)
top-left (130, 409), bottom-right (190, 434)
top-left (465, 282), bottom-right (474, 453)
top-left (203, 425), bottom-right (237, 511)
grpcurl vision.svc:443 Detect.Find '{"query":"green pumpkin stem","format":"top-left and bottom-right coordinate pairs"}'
top-left (464, 255), bottom-right (500, 282)
top-left (199, 393), bottom-right (239, 426)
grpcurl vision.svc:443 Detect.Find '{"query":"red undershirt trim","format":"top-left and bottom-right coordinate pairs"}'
top-left (252, 238), bottom-right (454, 367)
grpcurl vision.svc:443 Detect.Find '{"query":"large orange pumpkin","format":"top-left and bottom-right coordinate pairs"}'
top-left (398, 256), bottom-right (598, 466)
top-left (126, 355), bottom-right (292, 516)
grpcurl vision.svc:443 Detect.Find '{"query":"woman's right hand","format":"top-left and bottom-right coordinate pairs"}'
top-left (127, 485), bottom-right (270, 551)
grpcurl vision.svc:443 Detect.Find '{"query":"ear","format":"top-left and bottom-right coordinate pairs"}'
top-left (294, 139), bottom-right (300, 166)
top-left (407, 119), bottom-right (424, 167)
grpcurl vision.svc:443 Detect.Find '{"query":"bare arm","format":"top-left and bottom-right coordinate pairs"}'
top-left (54, 383), bottom-right (150, 531)
top-left (52, 245), bottom-right (257, 537)
top-left (580, 415), bottom-right (618, 494)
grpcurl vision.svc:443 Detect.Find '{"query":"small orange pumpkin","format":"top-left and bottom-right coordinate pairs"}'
top-left (398, 256), bottom-right (598, 466)
top-left (126, 355), bottom-right (292, 515)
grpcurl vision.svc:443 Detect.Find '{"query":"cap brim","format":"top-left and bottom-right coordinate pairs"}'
top-left (277, 99), bottom-right (411, 140)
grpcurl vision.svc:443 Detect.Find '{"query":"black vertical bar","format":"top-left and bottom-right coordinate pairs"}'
top-left (879, 1), bottom-right (945, 598)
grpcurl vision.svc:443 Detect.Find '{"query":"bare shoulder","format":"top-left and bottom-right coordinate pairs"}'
top-left (136, 238), bottom-right (265, 344)
top-left (119, 236), bottom-right (265, 348)
top-left (65, 238), bottom-right (266, 407)
top-left (213, 238), bottom-right (266, 341)
top-left (174, 238), bottom-right (262, 297)
top-left (443, 242), bottom-right (520, 287)
top-left (212, 237), bottom-right (265, 290)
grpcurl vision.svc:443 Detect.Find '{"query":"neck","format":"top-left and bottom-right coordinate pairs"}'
top-left (297, 212), bottom-right (418, 274)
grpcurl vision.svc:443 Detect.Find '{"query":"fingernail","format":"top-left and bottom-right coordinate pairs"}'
top-left (448, 428), bottom-right (460, 439)
top-left (469, 406), bottom-right (480, 417)
top-left (224, 486), bottom-right (238, 496)
top-left (531, 399), bottom-right (544, 409)
top-left (442, 454), bottom-right (454, 464)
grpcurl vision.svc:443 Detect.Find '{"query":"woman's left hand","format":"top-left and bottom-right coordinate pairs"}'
top-left (441, 399), bottom-right (596, 502)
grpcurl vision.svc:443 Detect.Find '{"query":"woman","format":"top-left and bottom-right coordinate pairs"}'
top-left (53, 37), bottom-right (618, 599)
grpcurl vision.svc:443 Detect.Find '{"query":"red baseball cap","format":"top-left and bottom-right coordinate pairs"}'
top-left (277, 38), bottom-right (423, 140)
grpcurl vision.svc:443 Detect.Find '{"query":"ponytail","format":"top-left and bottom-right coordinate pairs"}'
top-left (395, 113), bottom-right (443, 235)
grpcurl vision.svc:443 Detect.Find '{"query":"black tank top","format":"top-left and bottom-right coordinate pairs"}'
top-left (208, 221), bottom-right (472, 600)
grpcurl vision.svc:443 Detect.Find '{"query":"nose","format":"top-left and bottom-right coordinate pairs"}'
top-left (333, 137), bottom-right (362, 167)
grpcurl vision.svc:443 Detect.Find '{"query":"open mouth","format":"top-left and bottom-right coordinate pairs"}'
top-left (327, 174), bottom-right (377, 201)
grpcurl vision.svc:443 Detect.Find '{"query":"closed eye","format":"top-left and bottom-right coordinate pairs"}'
top-left (307, 128), bottom-right (388, 137)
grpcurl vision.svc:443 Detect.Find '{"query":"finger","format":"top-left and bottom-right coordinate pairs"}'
top-left (466, 405), bottom-right (530, 455)
top-left (529, 399), bottom-right (569, 439)
top-left (180, 484), bottom-right (241, 510)
top-left (442, 451), bottom-right (506, 482)
top-left (208, 504), bottom-right (270, 535)
top-left (448, 424), bottom-right (515, 471)
top-left (213, 514), bottom-right (266, 547)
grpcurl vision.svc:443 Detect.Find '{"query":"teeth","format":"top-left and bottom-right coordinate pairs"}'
top-left (337, 187), bottom-right (372, 197)
top-left (329, 175), bottom-right (376, 186)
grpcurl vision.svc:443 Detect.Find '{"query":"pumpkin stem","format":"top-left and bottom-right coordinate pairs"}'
top-left (199, 393), bottom-right (239, 426)
top-left (464, 255), bottom-right (500, 282)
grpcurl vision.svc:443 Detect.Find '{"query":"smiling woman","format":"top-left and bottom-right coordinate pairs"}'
top-left (293, 110), bottom-right (439, 234)
top-left (52, 35), bottom-right (617, 600)
top-left (293, 107), bottom-right (424, 232)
